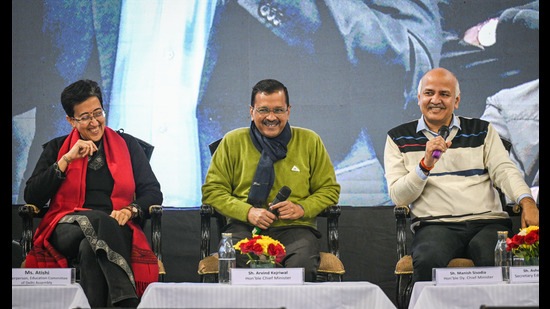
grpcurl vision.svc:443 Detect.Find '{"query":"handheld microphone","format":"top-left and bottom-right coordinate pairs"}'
top-left (252, 186), bottom-right (292, 235)
top-left (432, 125), bottom-right (450, 159)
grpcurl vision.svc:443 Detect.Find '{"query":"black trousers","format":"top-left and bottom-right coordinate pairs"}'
top-left (49, 210), bottom-right (138, 307)
top-left (411, 218), bottom-right (513, 284)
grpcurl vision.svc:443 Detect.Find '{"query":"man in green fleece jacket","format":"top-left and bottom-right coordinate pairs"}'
top-left (202, 79), bottom-right (340, 282)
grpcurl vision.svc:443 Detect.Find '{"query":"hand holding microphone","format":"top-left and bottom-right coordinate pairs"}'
top-left (432, 125), bottom-right (450, 159)
top-left (252, 186), bottom-right (291, 235)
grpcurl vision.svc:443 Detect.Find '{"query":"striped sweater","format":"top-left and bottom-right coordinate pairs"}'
top-left (384, 116), bottom-right (531, 228)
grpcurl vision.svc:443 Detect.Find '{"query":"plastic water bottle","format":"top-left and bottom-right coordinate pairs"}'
top-left (494, 230), bottom-right (511, 282)
top-left (218, 232), bottom-right (236, 284)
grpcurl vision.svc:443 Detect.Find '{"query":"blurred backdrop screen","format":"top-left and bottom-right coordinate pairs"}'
top-left (12, 0), bottom-right (539, 207)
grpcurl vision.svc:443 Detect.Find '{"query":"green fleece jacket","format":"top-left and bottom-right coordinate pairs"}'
top-left (202, 126), bottom-right (340, 229)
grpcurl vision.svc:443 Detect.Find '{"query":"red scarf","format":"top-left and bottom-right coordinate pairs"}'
top-left (25, 127), bottom-right (158, 296)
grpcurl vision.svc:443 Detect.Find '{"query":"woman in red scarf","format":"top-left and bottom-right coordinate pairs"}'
top-left (24, 79), bottom-right (163, 308)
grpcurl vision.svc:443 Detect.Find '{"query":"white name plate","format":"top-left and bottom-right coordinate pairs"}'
top-left (509, 266), bottom-right (539, 283)
top-left (12, 268), bottom-right (75, 286)
top-left (433, 267), bottom-right (502, 285)
top-left (231, 267), bottom-right (304, 285)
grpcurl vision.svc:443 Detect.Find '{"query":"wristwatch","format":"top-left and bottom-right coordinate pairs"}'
top-left (125, 204), bottom-right (139, 219)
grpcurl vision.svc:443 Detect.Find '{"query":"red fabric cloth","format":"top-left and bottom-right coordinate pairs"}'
top-left (25, 127), bottom-right (158, 296)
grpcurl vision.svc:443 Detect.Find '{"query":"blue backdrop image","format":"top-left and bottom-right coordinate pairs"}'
top-left (12, 0), bottom-right (538, 207)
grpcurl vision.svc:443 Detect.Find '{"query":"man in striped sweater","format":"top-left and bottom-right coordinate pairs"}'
top-left (384, 67), bottom-right (539, 284)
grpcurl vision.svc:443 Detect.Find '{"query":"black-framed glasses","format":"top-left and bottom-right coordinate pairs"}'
top-left (254, 107), bottom-right (288, 115)
top-left (72, 108), bottom-right (106, 124)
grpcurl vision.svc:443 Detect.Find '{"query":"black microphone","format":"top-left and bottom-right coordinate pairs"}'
top-left (252, 186), bottom-right (292, 235)
top-left (432, 125), bottom-right (450, 159)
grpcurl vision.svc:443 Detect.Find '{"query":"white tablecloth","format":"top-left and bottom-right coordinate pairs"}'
top-left (12, 283), bottom-right (91, 309)
top-left (409, 281), bottom-right (539, 309)
top-left (138, 281), bottom-right (396, 309)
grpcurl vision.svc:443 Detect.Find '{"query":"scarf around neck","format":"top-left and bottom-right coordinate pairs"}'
top-left (247, 121), bottom-right (291, 207)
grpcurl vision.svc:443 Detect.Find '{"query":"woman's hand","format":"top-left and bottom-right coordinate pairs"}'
top-left (58, 140), bottom-right (100, 171)
top-left (110, 208), bottom-right (132, 226)
top-left (64, 140), bottom-right (99, 162)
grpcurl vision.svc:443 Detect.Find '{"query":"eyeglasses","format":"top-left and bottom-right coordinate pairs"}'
top-left (72, 109), bottom-right (106, 124)
top-left (254, 107), bottom-right (288, 115)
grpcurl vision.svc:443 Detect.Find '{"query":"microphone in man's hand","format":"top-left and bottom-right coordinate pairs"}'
top-left (252, 186), bottom-right (292, 235)
top-left (268, 186), bottom-right (292, 216)
top-left (432, 125), bottom-right (450, 159)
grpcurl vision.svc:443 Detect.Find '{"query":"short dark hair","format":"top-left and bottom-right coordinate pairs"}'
top-left (61, 79), bottom-right (103, 117)
top-left (251, 79), bottom-right (289, 107)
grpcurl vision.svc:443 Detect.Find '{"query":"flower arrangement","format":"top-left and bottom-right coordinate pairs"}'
top-left (506, 225), bottom-right (539, 264)
top-left (234, 235), bottom-right (286, 265)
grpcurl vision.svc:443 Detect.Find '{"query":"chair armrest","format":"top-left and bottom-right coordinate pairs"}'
top-left (394, 205), bottom-right (410, 260)
top-left (200, 204), bottom-right (214, 260)
top-left (149, 205), bottom-right (163, 261)
top-left (319, 205), bottom-right (341, 259)
top-left (508, 200), bottom-right (539, 216)
top-left (18, 204), bottom-right (41, 260)
top-left (149, 205), bottom-right (164, 281)
top-left (496, 186), bottom-right (533, 217)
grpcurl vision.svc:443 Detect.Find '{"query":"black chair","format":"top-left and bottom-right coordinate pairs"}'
top-left (393, 138), bottom-right (528, 309)
top-left (14, 130), bottom-right (165, 282)
top-left (197, 138), bottom-right (345, 282)
top-left (197, 204), bottom-right (345, 282)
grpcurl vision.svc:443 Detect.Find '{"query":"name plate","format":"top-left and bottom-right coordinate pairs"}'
top-left (509, 266), bottom-right (539, 283)
top-left (433, 267), bottom-right (502, 285)
top-left (12, 268), bottom-right (75, 286)
top-left (231, 267), bottom-right (304, 285)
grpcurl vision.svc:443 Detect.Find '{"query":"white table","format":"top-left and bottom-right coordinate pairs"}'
top-left (12, 283), bottom-right (91, 309)
top-left (138, 281), bottom-right (396, 309)
top-left (409, 281), bottom-right (539, 309)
